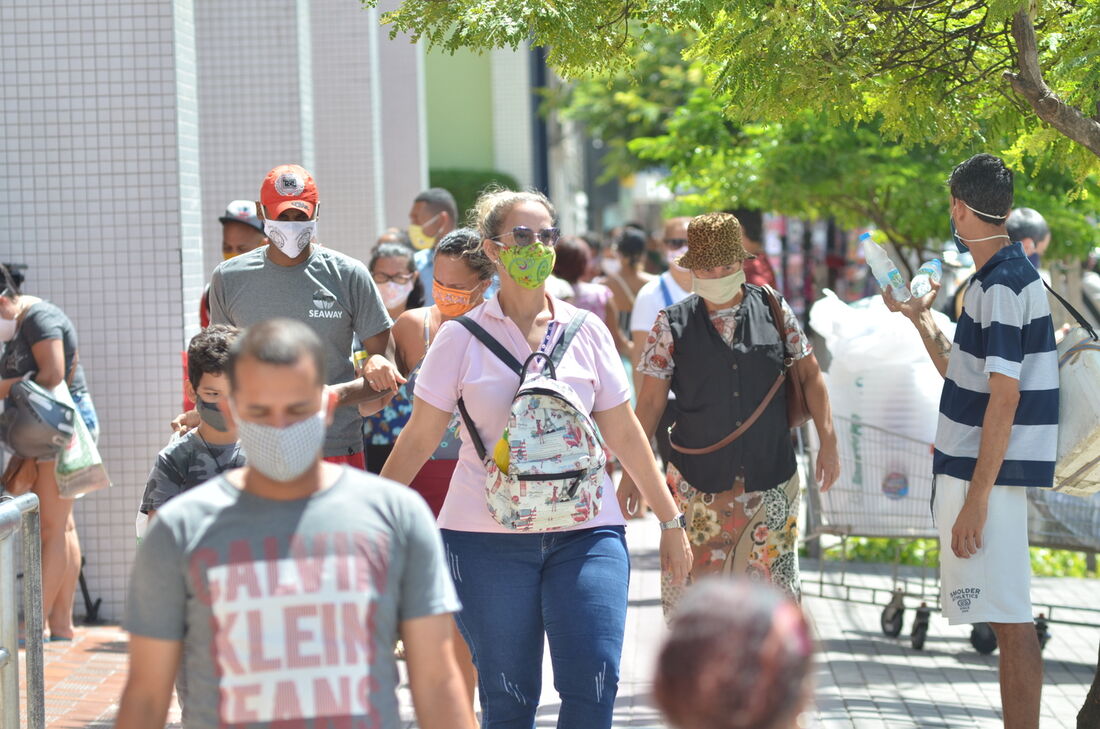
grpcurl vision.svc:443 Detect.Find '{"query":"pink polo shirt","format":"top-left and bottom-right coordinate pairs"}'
top-left (415, 295), bottom-right (630, 533)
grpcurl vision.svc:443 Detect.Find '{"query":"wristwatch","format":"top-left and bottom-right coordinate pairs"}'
top-left (659, 513), bottom-right (687, 531)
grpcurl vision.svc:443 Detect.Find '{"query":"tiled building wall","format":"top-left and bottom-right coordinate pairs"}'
top-left (3, 0), bottom-right (427, 621)
top-left (490, 47), bottom-right (534, 190)
top-left (377, 0), bottom-right (428, 230)
top-left (194, 0), bottom-right (307, 279)
top-left (310, 0), bottom-right (384, 261)
top-left (0, 0), bottom-right (202, 620)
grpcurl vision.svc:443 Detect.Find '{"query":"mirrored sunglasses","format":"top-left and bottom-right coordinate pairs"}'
top-left (492, 226), bottom-right (560, 248)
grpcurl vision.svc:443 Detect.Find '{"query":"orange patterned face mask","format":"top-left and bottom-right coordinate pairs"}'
top-left (433, 279), bottom-right (484, 317)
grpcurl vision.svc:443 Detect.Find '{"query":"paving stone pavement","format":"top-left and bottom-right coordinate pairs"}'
top-left (16, 516), bottom-right (1098, 728)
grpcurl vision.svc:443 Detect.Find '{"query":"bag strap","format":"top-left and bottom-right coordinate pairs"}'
top-left (1042, 280), bottom-right (1098, 342)
top-left (659, 275), bottom-right (673, 308)
top-left (669, 371), bottom-right (786, 455)
top-left (762, 286), bottom-right (794, 367)
top-left (456, 397), bottom-right (488, 462)
top-left (455, 316), bottom-right (524, 374)
top-left (453, 315), bottom-right (530, 464)
top-left (548, 312), bottom-right (587, 368)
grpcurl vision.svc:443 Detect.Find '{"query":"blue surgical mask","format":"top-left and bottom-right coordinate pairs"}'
top-left (950, 217), bottom-right (969, 254)
top-left (1027, 253), bottom-right (1041, 269)
top-left (197, 396), bottom-right (229, 432)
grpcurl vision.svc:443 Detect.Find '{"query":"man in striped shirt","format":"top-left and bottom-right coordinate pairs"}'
top-left (886, 153), bottom-right (1055, 729)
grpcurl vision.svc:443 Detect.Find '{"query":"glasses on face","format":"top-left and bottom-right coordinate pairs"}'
top-left (491, 226), bottom-right (560, 248)
top-left (372, 272), bottom-right (416, 285)
top-left (665, 238), bottom-right (688, 249)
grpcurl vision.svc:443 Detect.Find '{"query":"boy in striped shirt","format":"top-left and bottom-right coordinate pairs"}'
top-left (886, 153), bottom-right (1054, 729)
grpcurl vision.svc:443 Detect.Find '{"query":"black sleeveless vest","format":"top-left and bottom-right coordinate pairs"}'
top-left (666, 285), bottom-right (796, 493)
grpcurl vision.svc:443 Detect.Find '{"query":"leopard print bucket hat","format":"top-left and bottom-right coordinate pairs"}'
top-left (676, 212), bottom-right (755, 270)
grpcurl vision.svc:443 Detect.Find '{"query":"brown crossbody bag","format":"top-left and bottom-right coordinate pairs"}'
top-left (669, 288), bottom-right (812, 456)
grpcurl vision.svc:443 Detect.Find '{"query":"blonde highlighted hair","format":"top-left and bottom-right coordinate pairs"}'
top-left (470, 186), bottom-right (557, 241)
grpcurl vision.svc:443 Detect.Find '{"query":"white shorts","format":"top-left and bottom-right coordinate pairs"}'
top-left (934, 475), bottom-right (1033, 625)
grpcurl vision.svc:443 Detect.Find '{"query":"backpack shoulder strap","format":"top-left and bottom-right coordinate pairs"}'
top-left (454, 315), bottom-right (520, 463)
top-left (1042, 279), bottom-right (1098, 342)
top-left (455, 316), bottom-right (524, 375)
top-left (456, 397), bottom-right (488, 462)
top-left (549, 312), bottom-right (588, 368)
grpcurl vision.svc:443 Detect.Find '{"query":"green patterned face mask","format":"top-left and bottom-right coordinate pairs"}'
top-left (498, 243), bottom-right (556, 290)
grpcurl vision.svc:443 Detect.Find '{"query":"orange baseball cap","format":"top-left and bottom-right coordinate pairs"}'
top-left (260, 164), bottom-right (318, 219)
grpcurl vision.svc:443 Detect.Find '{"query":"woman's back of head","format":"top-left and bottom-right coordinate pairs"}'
top-left (654, 579), bottom-right (813, 729)
top-left (614, 227), bottom-right (648, 267)
top-left (553, 235), bottom-right (592, 285)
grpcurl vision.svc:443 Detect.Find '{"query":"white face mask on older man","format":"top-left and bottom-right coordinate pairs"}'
top-left (693, 269), bottom-right (746, 305)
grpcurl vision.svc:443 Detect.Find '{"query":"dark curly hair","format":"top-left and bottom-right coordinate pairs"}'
top-left (948, 153), bottom-right (1014, 225)
top-left (188, 324), bottom-right (241, 390)
top-left (436, 228), bottom-right (495, 281)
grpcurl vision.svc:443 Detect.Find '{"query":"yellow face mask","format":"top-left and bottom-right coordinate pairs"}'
top-left (408, 213), bottom-right (441, 250)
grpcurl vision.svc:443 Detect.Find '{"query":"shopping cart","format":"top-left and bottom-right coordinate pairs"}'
top-left (803, 415), bottom-right (1100, 654)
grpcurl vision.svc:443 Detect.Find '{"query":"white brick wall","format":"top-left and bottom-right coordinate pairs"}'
top-left (2, 0), bottom-right (428, 622)
top-left (194, 0), bottom-right (308, 279)
top-left (0, 0), bottom-right (202, 620)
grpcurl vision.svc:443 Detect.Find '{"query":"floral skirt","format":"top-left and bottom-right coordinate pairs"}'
top-left (661, 463), bottom-right (802, 618)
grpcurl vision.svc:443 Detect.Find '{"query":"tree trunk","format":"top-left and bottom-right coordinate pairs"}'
top-left (1004, 10), bottom-right (1100, 159)
top-left (1080, 639), bottom-right (1100, 728)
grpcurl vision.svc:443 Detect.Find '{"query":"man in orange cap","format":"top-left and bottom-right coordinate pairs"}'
top-left (205, 164), bottom-right (401, 469)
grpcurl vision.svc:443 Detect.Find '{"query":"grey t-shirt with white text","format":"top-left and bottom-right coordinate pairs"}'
top-left (125, 467), bottom-right (459, 729)
top-left (208, 246), bottom-right (391, 457)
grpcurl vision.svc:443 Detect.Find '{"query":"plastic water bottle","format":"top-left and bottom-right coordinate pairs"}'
top-left (910, 259), bottom-right (942, 299)
top-left (860, 232), bottom-right (911, 302)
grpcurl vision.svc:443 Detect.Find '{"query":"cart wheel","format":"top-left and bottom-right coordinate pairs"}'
top-left (880, 590), bottom-right (906, 637)
top-left (1035, 614), bottom-right (1050, 652)
top-left (970, 623), bottom-right (998, 655)
top-left (910, 603), bottom-right (931, 650)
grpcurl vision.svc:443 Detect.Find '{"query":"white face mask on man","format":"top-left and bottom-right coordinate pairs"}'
top-left (264, 218), bottom-right (317, 258)
top-left (233, 404), bottom-right (327, 482)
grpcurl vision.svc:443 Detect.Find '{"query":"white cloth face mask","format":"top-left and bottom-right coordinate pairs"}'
top-left (264, 219), bottom-right (317, 258)
top-left (378, 280), bottom-right (414, 308)
top-left (0, 316), bottom-right (15, 343)
top-left (234, 406), bottom-right (326, 482)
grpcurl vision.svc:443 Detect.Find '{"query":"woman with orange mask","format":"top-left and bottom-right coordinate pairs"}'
top-left (392, 228), bottom-right (492, 513)
top-left (389, 227), bottom-right (491, 704)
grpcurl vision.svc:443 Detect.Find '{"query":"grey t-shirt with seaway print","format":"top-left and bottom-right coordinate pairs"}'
top-left (207, 245), bottom-right (391, 458)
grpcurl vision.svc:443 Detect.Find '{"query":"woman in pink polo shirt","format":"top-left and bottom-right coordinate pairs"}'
top-left (381, 189), bottom-right (692, 728)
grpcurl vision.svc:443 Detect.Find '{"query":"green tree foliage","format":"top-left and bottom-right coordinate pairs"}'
top-left (546, 28), bottom-right (1098, 256)
top-left (629, 90), bottom-right (1099, 257)
top-left (369, 0), bottom-right (1100, 175)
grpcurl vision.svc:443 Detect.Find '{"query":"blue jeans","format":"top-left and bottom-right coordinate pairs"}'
top-left (441, 526), bottom-right (629, 729)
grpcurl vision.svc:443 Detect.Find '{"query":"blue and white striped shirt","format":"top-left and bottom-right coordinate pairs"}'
top-left (933, 242), bottom-right (1058, 487)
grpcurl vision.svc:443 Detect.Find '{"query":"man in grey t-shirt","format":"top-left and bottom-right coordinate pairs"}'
top-left (208, 164), bottom-right (404, 465)
top-left (116, 319), bottom-right (475, 729)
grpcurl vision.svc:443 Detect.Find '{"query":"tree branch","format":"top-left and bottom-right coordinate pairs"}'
top-left (1004, 9), bottom-right (1100, 158)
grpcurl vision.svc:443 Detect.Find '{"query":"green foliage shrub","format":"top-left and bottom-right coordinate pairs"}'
top-left (429, 168), bottom-right (520, 227)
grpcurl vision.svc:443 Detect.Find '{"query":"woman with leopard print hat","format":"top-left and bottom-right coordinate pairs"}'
top-left (619, 211), bottom-right (840, 616)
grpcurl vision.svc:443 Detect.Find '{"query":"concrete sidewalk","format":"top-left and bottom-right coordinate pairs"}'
top-left (17, 516), bottom-right (1098, 727)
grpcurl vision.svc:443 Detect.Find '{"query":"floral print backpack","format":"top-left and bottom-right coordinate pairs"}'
top-left (456, 313), bottom-right (607, 531)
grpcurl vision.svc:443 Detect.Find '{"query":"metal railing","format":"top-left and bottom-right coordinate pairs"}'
top-left (0, 493), bottom-right (44, 729)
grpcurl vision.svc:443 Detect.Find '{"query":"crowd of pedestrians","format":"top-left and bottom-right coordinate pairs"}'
top-left (0, 152), bottom-right (1069, 729)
